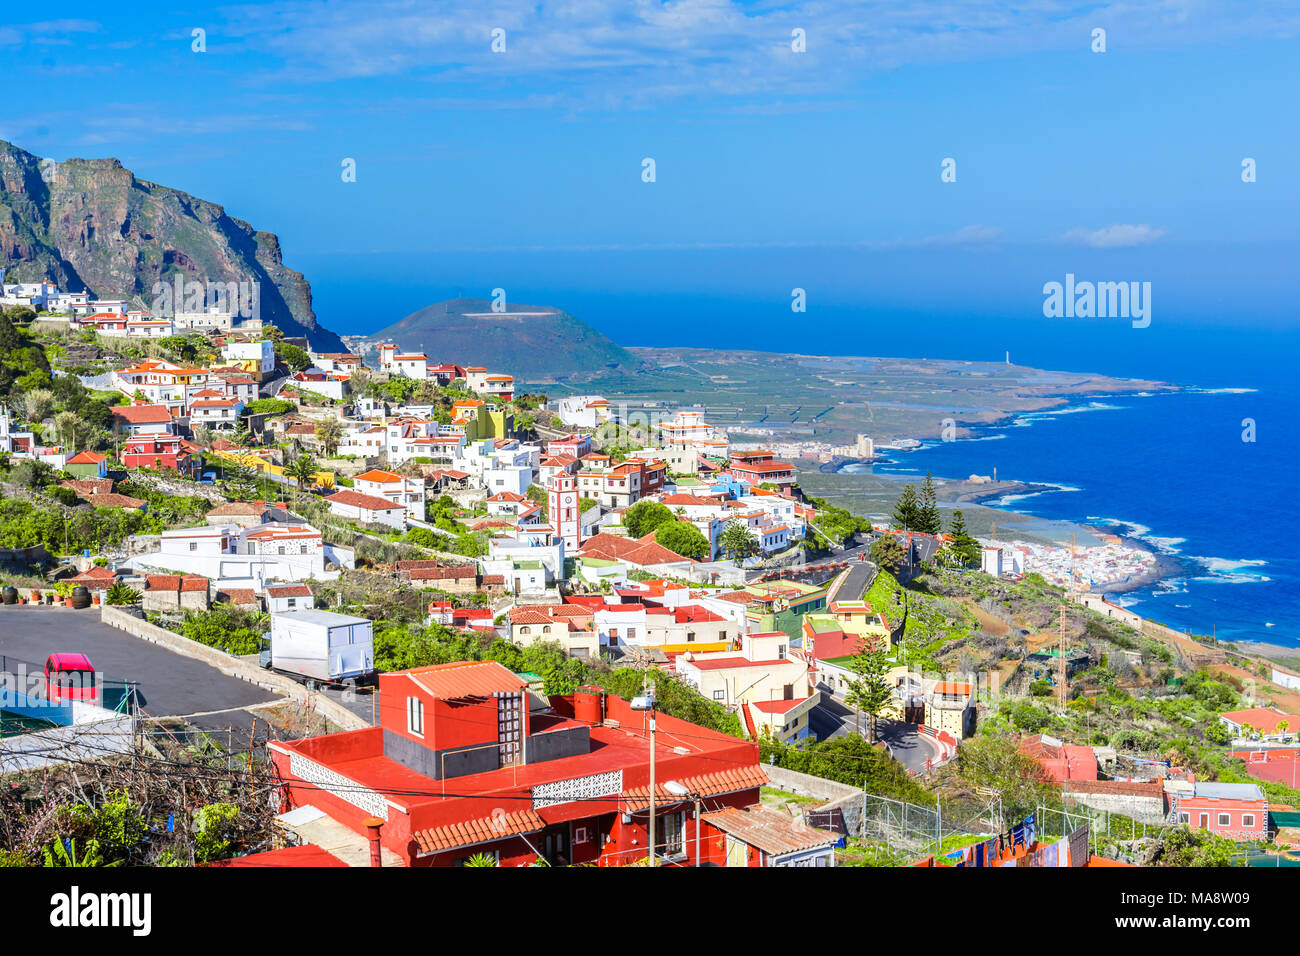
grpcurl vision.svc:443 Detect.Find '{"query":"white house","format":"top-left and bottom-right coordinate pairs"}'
top-left (221, 339), bottom-right (276, 375)
top-left (324, 489), bottom-right (407, 530)
top-left (287, 370), bottom-right (349, 402)
top-left (353, 468), bottom-right (426, 520)
top-left (264, 583), bottom-right (315, 614)
top-left (188, 396), bottom-right (243, 430)
top-left (127, 521), bottom-right (336, 586)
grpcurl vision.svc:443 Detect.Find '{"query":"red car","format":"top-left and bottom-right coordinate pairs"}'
top-left (44, 653), bottom-right (98, 703)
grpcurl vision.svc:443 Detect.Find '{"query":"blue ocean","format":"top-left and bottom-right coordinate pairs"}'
top-left (298, 246), bottom-right (1300, 649)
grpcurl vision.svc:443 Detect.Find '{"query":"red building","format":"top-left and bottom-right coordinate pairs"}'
top-left (727, 451), bottom-right (796, 490)
top-left (270, 661), bottom-right (835, 866)
top-left (121, 433), bottom-right (200, 475)
top-left (1170, 782), bottom-right (1268, 840)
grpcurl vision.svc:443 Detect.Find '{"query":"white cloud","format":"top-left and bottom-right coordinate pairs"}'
top-left (209, 0), bottom-right (1300, 105)
top-left (1061, 224), bottom-right (1168, 248)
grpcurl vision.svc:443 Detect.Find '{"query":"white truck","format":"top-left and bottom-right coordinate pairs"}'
top-left (260, 609), bottom-right (376, 687)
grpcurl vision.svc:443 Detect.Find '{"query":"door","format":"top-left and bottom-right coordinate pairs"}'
top-left (542, 825), bottom-right (570, 866)
top-left (726, 835), bottom-right (747, 868)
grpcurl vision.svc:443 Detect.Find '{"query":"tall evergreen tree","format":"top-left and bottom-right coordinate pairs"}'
top-left (891, 483), bottom-right (920, 530)
top-left (947, 509), bottom-right (981, 567)
top-left (918, 472), bottom-right (941, 534)
top-left (845, 642), bottom-right (895, 743)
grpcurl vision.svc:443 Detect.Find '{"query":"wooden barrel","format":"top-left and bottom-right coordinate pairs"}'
top-left (70, 586), bottom-right (92, 609)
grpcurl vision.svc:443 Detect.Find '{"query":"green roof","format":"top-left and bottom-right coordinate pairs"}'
top-left (803, 614), bottom-right (842, 633)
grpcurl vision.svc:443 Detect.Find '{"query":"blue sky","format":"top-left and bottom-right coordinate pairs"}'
top-left (3, 1), bottom-right (1299, 367)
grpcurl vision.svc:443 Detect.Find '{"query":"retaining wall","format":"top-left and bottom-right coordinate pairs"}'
top-left (99, 605), bottom-right (368, 731)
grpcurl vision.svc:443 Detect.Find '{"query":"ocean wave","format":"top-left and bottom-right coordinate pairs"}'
top-left (1187, 387), bottom-right (1258, 395)
top-left (1189, 556), bottom-right (1271, 585)
top-left (1086, 516), bottom-right (1154, 540)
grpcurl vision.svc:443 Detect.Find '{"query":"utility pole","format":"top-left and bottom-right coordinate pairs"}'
top-left (1058, 604), bottom-right (1068, 710)
top-left (631, 685), bottom-right (658, 867)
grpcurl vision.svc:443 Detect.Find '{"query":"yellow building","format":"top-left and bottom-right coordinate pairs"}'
top-left (827, 600), bottom-right (893, 651)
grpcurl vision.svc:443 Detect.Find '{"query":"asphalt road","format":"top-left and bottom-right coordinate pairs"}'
top-left (830, 561), bottom-right (877, 603)
top-left (0, 607), bottom-right (277, 741)
top-left (808, 697), bottom-right (939, 775)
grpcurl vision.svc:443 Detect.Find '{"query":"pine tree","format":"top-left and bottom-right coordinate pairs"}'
top-left (918, 473), bottom-right (941, 534)
top-left (947, 508), bottom-right (981, 567)
top-left (845, 642), bottom-right (895, 743)
top-left (891, 484), bottom-right (920, 530)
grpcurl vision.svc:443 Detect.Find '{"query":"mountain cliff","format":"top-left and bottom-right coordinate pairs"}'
top-left (366, 298), bottom-right (645, 382)
top-left (0, 140), bottom-right (343, 350)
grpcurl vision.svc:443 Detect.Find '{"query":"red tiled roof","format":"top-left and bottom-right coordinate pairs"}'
top-left (61, 478), bottom-right (114, 499)
top-left (266, 584), bottom-right (312, 598)
top-left (578, 532), bottom-right (695, 567)
top-left (622, 766), bottom-right (768, 812)
top-left (402, 661), bottom-right (525, 700)
top-left (66, 451), bottom-right (107, 465)
top-left (409, 566), bottom-right (476, 581)
top-left (411, 809), bottom-right (547, 855)
top-left (70, 565), bottom-right (116, 584)
top-left (145, 574), bottom-right (209, 592)
top-left (1220, 708), bottom-right (1300, 735)
top-left (112, 404), bottom-right (172, 424)
top-left (217, 588), bottom-right (260, 606)
top-left (355, 468), bottom-right (407, 483)
top-left (326, 489), bottom-right (404, 512)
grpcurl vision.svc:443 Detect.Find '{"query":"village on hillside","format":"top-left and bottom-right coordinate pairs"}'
top-left (0, 287), bottom-right (1296, 871)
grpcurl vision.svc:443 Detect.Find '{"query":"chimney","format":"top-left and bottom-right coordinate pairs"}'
top-left (361, 817), bottom-right (384, 867)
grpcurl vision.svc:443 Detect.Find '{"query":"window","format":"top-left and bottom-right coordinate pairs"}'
top-left (686, 632), bottom-right (695, 643)
top-left (407, 697), bottom-right (424, 737)
top-left (1218, 813), bottom-right (1231, 827)
top-left (713, 690), bottom-right (725, 700)
top-left (520, 626), bottom-right (530, 635)
top-left (778, 644), bottom-right (787, 657)
top-left (1243, 814), bottom-right (1255, 828)
top-left (657, 811), bottom-right (685, 858)
top-left (626, 627), bottom-right (636, 640)
top-left (287, 598), bottom-right (296, 609)
top-left (609, 627), bottom-right (619, 639)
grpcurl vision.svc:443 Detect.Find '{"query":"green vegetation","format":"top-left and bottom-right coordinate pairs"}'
top-left (759, 734), bottom-right (933, 805)
top-left (178, 606), bottom-right (269, 655)
top-left (622, 499), bottom-right (674, 538)
top-left (804, 494), bottom-right (870, 548)
top-left (652, 520), bottom-right (710, 560)
top-left (243, 398), bottom-right (295, 417)
top-left (719, 519), bottom-right (760, 561)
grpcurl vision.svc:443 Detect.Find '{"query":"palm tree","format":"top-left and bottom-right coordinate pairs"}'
top-left (53, 410), bottom-right (82, 453)
top-left (286, 452), bottom-right (317, 497)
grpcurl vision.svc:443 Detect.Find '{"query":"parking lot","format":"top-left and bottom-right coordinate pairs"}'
top-left (0, 606), bottom-right (278, 741)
